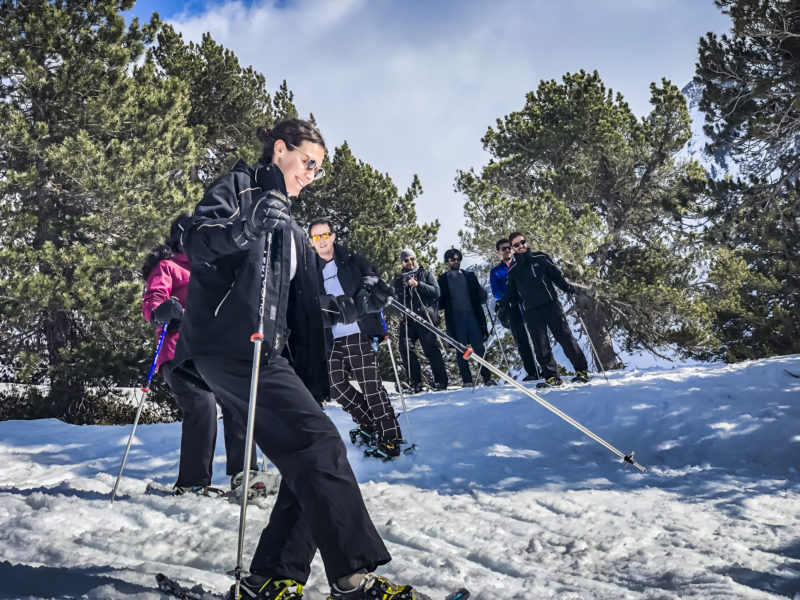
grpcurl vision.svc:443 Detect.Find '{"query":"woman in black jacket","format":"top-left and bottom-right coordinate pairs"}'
top-left (174, 119), bottom-right (415, 600)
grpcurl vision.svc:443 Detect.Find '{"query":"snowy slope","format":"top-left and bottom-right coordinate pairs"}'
top-left (0, 356), bottom-right (798, 599)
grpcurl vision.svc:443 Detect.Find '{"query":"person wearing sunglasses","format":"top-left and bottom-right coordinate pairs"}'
top-left (307, 217), bottom-right (403, 460)
top-left (392, 249), bottom-right (449, 393)
top-left (489, 238), bottom-right (539, 382)
top-left (437, 248), bottom-right (496, 388)
top-left (505, 232), bottom-right (589, 387)
top-left (173, 119), bottom-right (418, 600)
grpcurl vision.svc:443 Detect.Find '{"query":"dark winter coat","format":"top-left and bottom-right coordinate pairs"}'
top-left (506, 251), bottom-right (575, 311)
top-left (437, 270), bottom-right (489, 338)
top-left (316, 243), bottom-right (388, 352)
top-left (393, 266), bottom-right (441, 326)
top-left (173, 159), bottom-right (335, 402)
top-left (141, 252), bottom-right (190, 373)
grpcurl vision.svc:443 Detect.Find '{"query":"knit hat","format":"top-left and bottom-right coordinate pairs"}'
top-left (399, 248), bottom-right (416, 263)
top-left (443, 248), bottom-right (463, 262)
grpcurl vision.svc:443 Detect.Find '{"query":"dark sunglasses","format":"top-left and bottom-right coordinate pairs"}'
top-left (512, 239), bottom-right (526, 248)
top-left (498, 246), bottom-right (511, 251)
top-left (310, 231), bottom-right (332, 242)
top-left (290, 144), bottom-right (326, 180)
top-left (403, 257), bottom-right (416, 263)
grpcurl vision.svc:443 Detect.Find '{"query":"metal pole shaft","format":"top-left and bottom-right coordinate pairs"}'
top-left (111, 326), bottom-right (168, 503)
top-left (384, 337), bottom-right (416, 447)
top-left (483, 300), bottom-right (511, 370)
top-left (389, 298), bottom-right (645, 472)
top-left (232, 232), bottom-right (273, 598)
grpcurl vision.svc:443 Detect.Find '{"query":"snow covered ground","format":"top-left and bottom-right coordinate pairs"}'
top-left (0, 355), bottom-right (798, 600)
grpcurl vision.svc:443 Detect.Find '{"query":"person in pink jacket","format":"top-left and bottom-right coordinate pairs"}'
top-left (141, 213), bottom-right (257, 495)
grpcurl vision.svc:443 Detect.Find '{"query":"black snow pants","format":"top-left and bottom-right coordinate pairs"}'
top-left (161, 360), bottom-right (256, 487)
top-left (193, 354), bottom-right (391, 584)
top-left (524, 301), bottom-right (588, 380)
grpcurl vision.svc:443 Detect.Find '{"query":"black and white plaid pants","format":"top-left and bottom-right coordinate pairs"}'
top-left (328, 332), bottom-right (402, 443)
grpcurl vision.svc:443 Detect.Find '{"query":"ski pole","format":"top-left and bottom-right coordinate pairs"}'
top-left (230, 232), bottom-right (273, 598)
top-left (412, 287), bottom-right (450, 361)
top-left (572, 299), bottom-right (609, 383)
top-left (380, 312), bottom-right (417, 449)
top-left (483, 299), bottom-right (511, 371)
top-left (111, 326), bottom-right (168, 503)
top-left (388, 298), bottom-right (646, 472)
top-left (520, 308), bottom-right (542, 380)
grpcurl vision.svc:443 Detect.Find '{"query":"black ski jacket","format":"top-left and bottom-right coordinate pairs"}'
top-left (174, 159), bottom-right (343, 402)
top-left (437, 270), bottom-right (489, 338)
top-left (316, 243), bottom-right (388, 349)
top-left (506, 251), bottom-right (575, 311)
top-left (393, 266), bottom-right (441, 325)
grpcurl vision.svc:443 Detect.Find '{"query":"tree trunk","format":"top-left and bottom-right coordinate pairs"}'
top-left (46, 309), bottom-right (85, 423)
top-left (574, 294), bottom-right (624, 371)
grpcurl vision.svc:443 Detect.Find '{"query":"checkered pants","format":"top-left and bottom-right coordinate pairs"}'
top-left (328, 333), bottom-right (402, 443)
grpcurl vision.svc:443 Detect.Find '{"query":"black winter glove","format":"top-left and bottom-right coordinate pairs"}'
top-left (151, 297), bottom-right (183, 330)
top-left (357, 275), bottom-right (394, 313)
top-left (496, 298), bottom-right (511, 328)
top-left (565, 284), bottom-right (577, 297)
top-left (237, 190), bottom-right (291, 246)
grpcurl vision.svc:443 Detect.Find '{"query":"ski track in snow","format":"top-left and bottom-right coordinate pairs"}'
top-left (0, 356), bottom-right (798, 599)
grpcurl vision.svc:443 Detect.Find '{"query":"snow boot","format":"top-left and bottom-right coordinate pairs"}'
top-left (571, 371), bottom-right (590, 383)
top-left (328, 573), bottom-right (415, 600)
top-left (522, 374), bottom-right (538, 382)
top-left (230, 470), bottom-right (278, 499)
top-left (364, 441), bottom-right (402, 461)
top-left (174, 485), bottom-right (227, 498)
top-left (349, 426), bottom-right (379, 447)
top-left (230, 576), bottom-right (304, 600)
top-left (536, 377), bottom-right (563, 389)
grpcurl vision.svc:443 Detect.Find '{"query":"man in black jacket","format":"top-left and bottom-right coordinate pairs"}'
top-left (309, 217), bottom-right (403, 458)
top-left (437, 248), bottom-right (496, 387)
top-left (393, 249), bottom-right (448, 392)
top-left (505, 232), bottom-right (589, 387)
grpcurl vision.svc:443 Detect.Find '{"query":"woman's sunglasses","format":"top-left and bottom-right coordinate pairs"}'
top-left (290, 144), bottom-right (326, 180)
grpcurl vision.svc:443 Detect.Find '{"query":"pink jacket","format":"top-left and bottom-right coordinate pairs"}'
top-left (141, 252), bottom-right (191, 373)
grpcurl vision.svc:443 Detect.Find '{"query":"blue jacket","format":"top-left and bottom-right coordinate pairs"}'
top-left (489, 260), bottom-right (514, 301)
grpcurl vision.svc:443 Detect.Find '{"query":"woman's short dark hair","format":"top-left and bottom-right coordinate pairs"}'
top-left (257, 118), bottom-right (326, 164)
top-left (495, 238), bottom-right (510, 250)
top-left (308, 217), bottom-right (335, 235)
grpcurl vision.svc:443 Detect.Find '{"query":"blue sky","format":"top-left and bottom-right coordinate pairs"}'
top-left (126, 0), bottom-right (732, 261)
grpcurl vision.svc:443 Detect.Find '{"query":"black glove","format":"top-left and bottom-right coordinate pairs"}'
top-left (565, 284), bottom-right (577, 297)
top-left (496, 298), bottom-right (511, 328)
top-left (151, 297), bottom-right (183, 330)
top-left (357, 275), bottom-right (394, 313)
top-left (237, 190), bottom-right (291, 246)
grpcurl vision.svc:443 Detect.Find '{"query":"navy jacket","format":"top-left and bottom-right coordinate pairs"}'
top-left (437, 270), bottom-right (488, 338)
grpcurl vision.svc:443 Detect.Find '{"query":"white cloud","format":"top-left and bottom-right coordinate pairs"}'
top-left (169, 0), bottom-right (730, 262)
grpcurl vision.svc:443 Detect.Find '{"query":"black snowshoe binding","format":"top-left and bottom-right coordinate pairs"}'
top-left (349, 426), bottom-right (379, 447)
top-left (571, 370), bottom-right (590, 383)
top-left (230, 576), bottom-right (304, 600)
top-left (328, 573), bottom-right (415, 600)
top-left (363, 441), bottom-right (402, 461)
top-left (536, 377), bottom-right (563, 388)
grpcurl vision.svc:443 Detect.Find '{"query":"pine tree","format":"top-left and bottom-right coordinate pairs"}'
top-left (457, 71), bottom-right (713, 368)
top-left (695, 0), bottom-right (800, 360)
top-left (0, 0), bottom-right (202, 421)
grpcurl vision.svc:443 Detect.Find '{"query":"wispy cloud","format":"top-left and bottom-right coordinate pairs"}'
top-left (168, 0), bottom-right (730, 259)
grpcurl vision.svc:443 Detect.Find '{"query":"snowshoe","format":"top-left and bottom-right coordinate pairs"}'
top-left (349, 426), bottom-right (379, 447)
top-left (328, 573), bottom-right (415, 600)
top-left (147, 481), bottom-right (227, 498)
top-left (536, 377), bottom-right (563, 389)
top-left (364, 441), bottom-right (402, 461)
top-left (230, 576), bottom-right (304, 600)
top-left (230, 470), bottom-right (280, 500)
top-left (571, 371), bottom-right (590, 383)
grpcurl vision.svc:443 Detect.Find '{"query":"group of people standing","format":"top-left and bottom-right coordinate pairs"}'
top-left (137, 117), bottom-right (590, 600)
